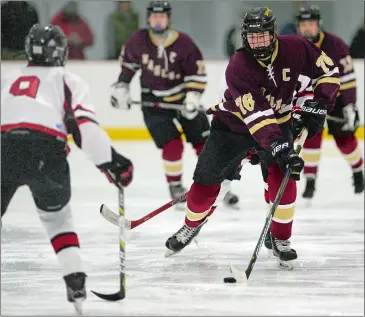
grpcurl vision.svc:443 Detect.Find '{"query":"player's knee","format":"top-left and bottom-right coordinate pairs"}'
top-left (162, 137), bottom-right (183, 160)
top-left (187, 183), bottom-right (221, 212)
top-left (33, 187), bottom-right (71, 212)
top-left (334, 134), bottom-right (357, 151)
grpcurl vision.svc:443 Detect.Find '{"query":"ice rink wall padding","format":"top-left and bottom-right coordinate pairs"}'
top-left (2, 60), bottom-right (364, 140)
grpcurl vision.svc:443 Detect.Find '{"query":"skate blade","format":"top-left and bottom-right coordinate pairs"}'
top-left (165, 248), bottom-right (181, 258)
top-left (266, 248), bottom-right (273, 259)
top-left (73, 298), bottom-right (84, 315)
top-left (277, 259), bottom-right (294, 271)
top-left (303, 198), bottom-right (313, 208)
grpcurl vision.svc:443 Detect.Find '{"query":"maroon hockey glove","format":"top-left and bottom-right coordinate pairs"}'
top-left (292, 101), bottom-right (327, 139)
top-left (271, 140), bottom-right (304, 181)
top-left (98, 148), bottom-right (133, 188)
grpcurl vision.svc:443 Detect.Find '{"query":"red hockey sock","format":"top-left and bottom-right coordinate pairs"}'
top-left (267, 165), bottom-right (296, 240)
top-left (335, 135), bottom-right (363, 172)
top-left (192, 142), bottom-right (205, 156)
top-left (185, 182), bottom-right (221, 228)
top-left (302, 130), bottom-right (323, 178)
top-left (162, 137), bottom-right (184, 183)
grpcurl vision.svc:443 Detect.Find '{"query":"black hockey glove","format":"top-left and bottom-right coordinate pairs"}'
top-left (247, 149), bottom-right (260, 165)
top-left (292, 100), bottom-right (327, 139)
top-left (271, 140), bottom-right (304, 181)
top-left (98, 148), bottom-right (133, 188)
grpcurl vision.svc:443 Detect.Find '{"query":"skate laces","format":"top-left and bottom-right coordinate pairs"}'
top-left (275, 239), bottom-right (291, 251)
top-left (176, 225), bottom-right (196, 244)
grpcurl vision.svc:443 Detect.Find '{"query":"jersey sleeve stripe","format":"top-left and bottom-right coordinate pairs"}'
top-left (74, 104), bottom-right (95, 114)
top-left (313, 77), bottom-right (340, 90)
top-left (248, 118), bottom-right (278, 135)
top-left (184, 75), bottom-right (207, 82)
top-left (243, 109), bottom-right (275, 125)
top-left (340, 81), bottom-right (356, 91)
top-left (184, 82), bottom-right (207, 90)
top-left (74, 109), bottom-right (97, 120)
top-left (311, 67), bottom-right (339, 85)
top-left (340, 72), bottom-right (356, 84)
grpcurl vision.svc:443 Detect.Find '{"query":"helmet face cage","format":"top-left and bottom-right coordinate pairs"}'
top-left (241, 8), bottom-right (277, 60)
top-left (146, 1), bottom-right (171, 34)
top-left (25, 24), bottom-right (68, 66)
top-left (296, 5), bottom-right (322, 42)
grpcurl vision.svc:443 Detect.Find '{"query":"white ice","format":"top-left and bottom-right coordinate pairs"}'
top-left (1, 140), bottom-right (364, 316)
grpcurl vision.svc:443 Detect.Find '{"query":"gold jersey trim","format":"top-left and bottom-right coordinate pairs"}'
top-left (340, 80), bottom-right (356, 91)
top-left (149, 30), bottom-right (179, 48)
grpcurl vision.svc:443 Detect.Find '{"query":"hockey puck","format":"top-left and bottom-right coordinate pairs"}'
top-left (223, 277), bottom-right (237, 283)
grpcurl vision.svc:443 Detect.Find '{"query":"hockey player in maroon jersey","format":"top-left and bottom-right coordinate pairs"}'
top-left (1, 25), bottom-right (133, 313)
top-left (165, 7), bottom-right (340, 267)
top-left (110, 0), bottom-right (239, 209)
top-left (295, 5), bottom-right (364, 198)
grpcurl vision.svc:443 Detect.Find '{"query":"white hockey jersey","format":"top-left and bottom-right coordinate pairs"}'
top-left (1, 66), bottom-right (112, 165)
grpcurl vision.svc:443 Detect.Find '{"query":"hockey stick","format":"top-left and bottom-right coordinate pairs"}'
top-left (100, 193), bottom-right (188, 230)
top-left (99, 158), bottom-right (251, 229)
top-left (326, 114), bottom-right (346, 123)
top-left (130, 100), bottom-right (206, 112)
top-left (229, 128), bottom-right (308, 283)
top-left (91, 188), bottom-right (126, 301)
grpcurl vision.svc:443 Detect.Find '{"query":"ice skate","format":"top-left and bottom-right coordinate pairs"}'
top-left (169, 183), bottom-right (187, 210)
top-left (302, 178), bottom-right (316, 199)
top-left (353, 171), bottom-right (364, 194)
top-left (271, 236), bottom-right (297, 270)
top-left (165, 219), bottom-right (207, 257)
top-left (264, 230), bottom-right (273, 258)
top-left (64, 272), bottom-right (87, 315)
top-left (223, 190), bottom-right (240, 209)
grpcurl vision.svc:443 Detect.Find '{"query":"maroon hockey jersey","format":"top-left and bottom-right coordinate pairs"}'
top-left (209, 35), bottom-right (340, 150)
top-left (295, 31), bottom-right (357, 107)
top-left (117, 29), bottom-right (207, 104)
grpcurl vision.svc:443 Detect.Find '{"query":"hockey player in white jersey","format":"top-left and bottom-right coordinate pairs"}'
top-left (1, 24), bottom-right (134, 313)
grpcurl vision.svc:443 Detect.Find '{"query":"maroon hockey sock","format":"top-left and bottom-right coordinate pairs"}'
top-left (162, 137), bottom-right (184, 183)
top-left (267, 165), bottom-right (296, 240)
top-left (185, 182), bottom-right (221, 227)
top-left (334, 135), bottom-right (364, 172)
top-left (192, 142), bottom-right (205, 156)
top-left (302, 130), bottom-right (323, 178)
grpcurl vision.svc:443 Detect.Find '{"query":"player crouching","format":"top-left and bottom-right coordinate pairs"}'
top-left (1, 25), bottom-right (133, 313)
top-left (165, 7), bottom-right (339, 270)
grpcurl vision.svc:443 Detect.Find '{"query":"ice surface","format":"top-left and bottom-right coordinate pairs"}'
top-left (1, 141), bottom-right (364, 316)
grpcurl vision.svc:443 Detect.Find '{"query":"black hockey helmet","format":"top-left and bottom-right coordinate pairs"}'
top-left (296, 5), bottom-right (322, 42)
top-left (241, 7), bottom-right (277, 60)
top-left (147, 1), bottom-right (171, 34)
top-left (25, 24), bottom-right (68, 66)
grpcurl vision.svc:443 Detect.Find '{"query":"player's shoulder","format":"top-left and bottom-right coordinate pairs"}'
top-left (128, 28), bottom-right (149, 42)
top-left (174, 30), bottom-right (194, 43)
top-left (277, 34), bottom-right (309, 47)
top-left (63, 68), bottom-right (89, 92)
top-left (323, 31), bottom-right (348, 49)
top-left (227, 49), bottom-right (252, 72)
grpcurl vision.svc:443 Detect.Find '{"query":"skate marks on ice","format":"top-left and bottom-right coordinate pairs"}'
top-left (1, 141), bottom-right (364, 315)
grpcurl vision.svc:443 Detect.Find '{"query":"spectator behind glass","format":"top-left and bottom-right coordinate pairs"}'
top-left (1, 1), bottom-right (39, 60)
top-left (350, 20), bottom-right (365, 59)
top-left (107, 1), bottom-right (139, 59)
top-left (51, 1), bottom-right (93, 60)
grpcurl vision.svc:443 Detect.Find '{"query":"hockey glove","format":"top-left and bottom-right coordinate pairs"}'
top-left (341, 103), bottom-right (359, 132)
top-left (181, 91), bottom-right (200, 120)
top-left (98, 148), bottom-right (133, 188)
top-left (271, 140), bottom-right (304, 181)
top-left (292, 100), bottom-right (327, 139)
top-left (111, 82), bottom-right (131, 109)
top-left (247, 149), bottom-right (260, 165)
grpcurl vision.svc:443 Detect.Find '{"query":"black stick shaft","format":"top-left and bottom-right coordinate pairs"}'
top-left (118, 188), bottom-right (126, 298)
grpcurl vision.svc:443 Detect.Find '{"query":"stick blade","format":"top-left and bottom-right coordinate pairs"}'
top-left (91, 290), bottom-right (125, 301)
top-left (100, 204), bottom-right (119, 226)
top-left (229, 263), bottom-right (248, 283)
